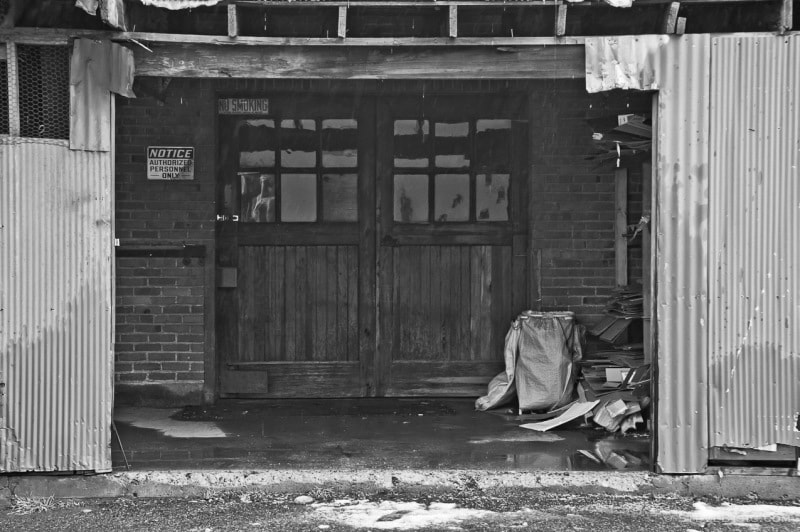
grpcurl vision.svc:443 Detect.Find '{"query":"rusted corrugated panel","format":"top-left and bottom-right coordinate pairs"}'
top-left (708, 35), bottom-right (800, 450)
top-left (0, 139), bottom-right (114, 472)
top-left (653, 35), bottom-right (712, 473)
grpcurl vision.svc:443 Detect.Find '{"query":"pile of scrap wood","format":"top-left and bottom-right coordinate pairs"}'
top-left (578, 286), bottom-right (651, 434)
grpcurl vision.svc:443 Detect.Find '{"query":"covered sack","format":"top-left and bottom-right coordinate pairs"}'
top-left (476, 311), bottom-right (584, 412)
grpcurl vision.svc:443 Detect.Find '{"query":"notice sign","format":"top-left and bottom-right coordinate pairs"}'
top-left (147, 146), bottom-right (195, 181)
top-left (218, 98), bottom-right (270, 115)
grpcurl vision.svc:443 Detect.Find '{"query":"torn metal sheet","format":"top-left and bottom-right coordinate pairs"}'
top-left (70, 38), bottom-right (135, 151)
top-left (136, 0), bottom-right (224, 8)
top-left (585, 35), bottom-right (668, 93)
top-left (708, 35), bottom-right (800, 450)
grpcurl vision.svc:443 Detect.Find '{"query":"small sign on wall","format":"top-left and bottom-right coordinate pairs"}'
top-left (147, 146), bottom-right (195, 180)
top-left (218, 98), bottom-right (270, 115)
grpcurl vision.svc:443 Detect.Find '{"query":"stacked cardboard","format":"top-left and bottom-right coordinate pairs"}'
top-left (578, 286), bottom-right (651, 436)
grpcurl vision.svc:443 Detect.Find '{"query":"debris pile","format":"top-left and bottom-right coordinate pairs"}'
top-left (578, 286), bottom-right (650, 435)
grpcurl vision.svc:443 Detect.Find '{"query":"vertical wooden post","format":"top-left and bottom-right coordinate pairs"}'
top-left (448, 5), bottom-right (458, 38)
top-left (227, 4), bottom-right (238, 38)
top-left (661, 2), bottom-right (680, 34)
top-left (555, 5), bottom-right (568, 37)
top-left (6, 42), bottom-right (19, 136)
top-left (676, 17), bottom-right (687, 35)
top-left (338, 6), bottom-right (348, 39)
top-left (642, 162), bottom-right (653, 365)
top-left (615, 168), bottom-right (628, 288)
top-left (780, 0), bottom-right (793, 33)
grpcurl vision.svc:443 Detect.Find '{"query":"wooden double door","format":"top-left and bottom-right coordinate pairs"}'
top-left (217, 93), bottom-right (529, 398)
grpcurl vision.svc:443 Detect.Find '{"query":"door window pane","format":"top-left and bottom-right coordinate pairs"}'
top-left (435, 122), bottom-right (470, 169)
top-left (475, 119), bottom-right (511, 172)
top-left (434, 174), bottom-right (469, 222)
top-left (322, 119), bottom-right (358, 168)
top-left (394, 174), bottom-right (429, 223)
top-left (281, 174), bottom-right (317, 222)
top-left (394, 120), bottom-right (429, 168)
top-left (281, 119), bottom-right (317, 168)
top-left (476, 173), bottom-right (509, 222)
top-left (238, 119), bottom-right (276, 168)
top-left (240, 172), bottom-right (276, 223)
top-left (322, 174), bottom-right (358, 222)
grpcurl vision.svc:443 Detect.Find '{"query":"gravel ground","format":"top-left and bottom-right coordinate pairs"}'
top-left (3, 486), bottom-right (800, 531)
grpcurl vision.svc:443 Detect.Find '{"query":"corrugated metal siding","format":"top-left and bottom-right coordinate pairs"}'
top-left (653, 35), bottom-right (712, 473)
top-left (708, 35), bottom-right (800, 449)
top-left (0, 139), bottom-right (114, 472)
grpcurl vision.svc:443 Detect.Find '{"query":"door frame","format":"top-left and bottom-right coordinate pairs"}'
top-left (211, 86), bottom-right (535, 399)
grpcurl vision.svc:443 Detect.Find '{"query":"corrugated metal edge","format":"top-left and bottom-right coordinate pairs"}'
top-left (708, 35), bottom-right (800, 449)
top-left (653, 35), bottom-right (712, 473)
top-left (0, 138), bottom-right (114, 472)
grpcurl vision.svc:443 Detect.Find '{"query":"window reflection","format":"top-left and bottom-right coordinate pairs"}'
top-left (240, 172), bottom-right (276, 223)
top-left (475, 173), bottom-right (509, 221)
top-left (322, 119), bottom-right (358, 168)
top-left (281, 174), bottom-right (317, 222)
top-left (394, 120), bottom-right (429, 168)
top-left (281, 119), bottom-right (317, 168)
top-left (435, 122), bottom-right (470, 169)
top-left (434, 174), bottom-right (469, 222)
top-left (394, 174), bottom-right (429, 223)
top-left (322, 174), bottom-right (358, 222)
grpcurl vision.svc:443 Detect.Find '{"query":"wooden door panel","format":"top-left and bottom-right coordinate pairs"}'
top-left (380, 244), bottom-right (518, 396)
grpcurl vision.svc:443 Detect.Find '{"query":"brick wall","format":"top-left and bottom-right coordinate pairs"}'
top-left (531, 80), bottom-right (650, 324)
top-left (114, 79), bottom-right (216, 405)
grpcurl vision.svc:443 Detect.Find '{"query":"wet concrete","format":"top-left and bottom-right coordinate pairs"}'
top-left (112, 399), bottom-right (650, 472)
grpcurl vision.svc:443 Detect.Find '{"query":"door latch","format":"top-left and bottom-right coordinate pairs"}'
top-left (216, 214), bottom-right (239, 222)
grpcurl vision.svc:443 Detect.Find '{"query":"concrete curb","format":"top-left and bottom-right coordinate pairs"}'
top-left (2, 469), bottom-right (799, 502)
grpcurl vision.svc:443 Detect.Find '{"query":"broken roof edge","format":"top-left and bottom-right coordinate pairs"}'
top-left (585, 35), bottom-right (669, 93)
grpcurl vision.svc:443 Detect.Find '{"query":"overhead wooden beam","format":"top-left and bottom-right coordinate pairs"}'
top-left (661, 2), bottom-right (680, 34)
top-left (228, 4), bottom-right (238, 38)
top-left (0, 27), bottom-right (586, 46)
top-left (133, 43), bottom-right (585, 79)
top-left (448, 5), bottom-right (458, 39)
top-left (780, 0), bottom-right (793, 33)
top-left (338, 6), bottom-right (347, 39)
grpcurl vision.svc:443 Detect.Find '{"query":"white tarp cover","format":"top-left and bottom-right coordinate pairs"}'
top-left (136, 0), bottom-right (224, 8)
top-left (476, 311), bottom-right (584, 412)
top-left (585, 35), bottom-right (669, 93)
top-left (70, 39), bottom-right (136, 151)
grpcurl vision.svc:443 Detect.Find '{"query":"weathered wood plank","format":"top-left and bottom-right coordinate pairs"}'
top-left (220, 362), bottom-right (362, 398)
top-left (297, 246), bottom-right (310, 360)
top-left (780, 0), bottom-right (793, 33)
top-left (661, 2), bottom-right (680, 34)
top-left (228, 4), bottom-right (239, 39)
top-left (337, 6), bottom-right (348, 39)
top-left (448, 5), bottom-right (458, 39)
top-left (615, 167), bottom-right (628, 287)
top-left (238, 248), bottom-right (255, 362)
top-left (133, 44), bottom-right (585, 79)
top-left (556, 5), bottom-right (568, 37)
top-left (386, 361), bottom-right (504, 397)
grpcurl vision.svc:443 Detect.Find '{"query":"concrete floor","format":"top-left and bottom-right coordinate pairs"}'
top-left (111, 399), bottom-right (651, 472)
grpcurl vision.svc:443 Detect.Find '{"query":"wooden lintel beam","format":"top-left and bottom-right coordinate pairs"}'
top-left (228, 4), bottom-right (238, 39)
top-left (449, 5), bottom-right (458, 39)
top-left (780, 0), bottom-right (793, 33)
top-left (133, 43), bottom-right (585, 79)
top-left (556, 5), bottom-right (567, 36)
top-left (338, 6), bottom-right (347, 39)
top-left (661, 2), bottom-right (680, 34)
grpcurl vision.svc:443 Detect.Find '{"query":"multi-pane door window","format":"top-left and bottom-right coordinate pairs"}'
top-left (393, 118), bottom-right (511, 223)
top-left (0, 44), bottom-right (70, 140)
top-left (236, 118), bottom-right (358, 223)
